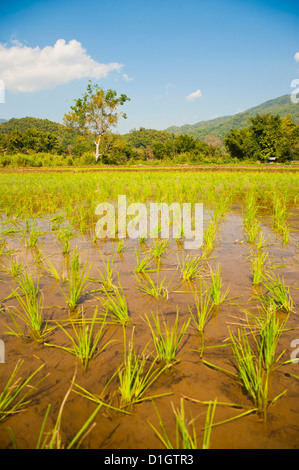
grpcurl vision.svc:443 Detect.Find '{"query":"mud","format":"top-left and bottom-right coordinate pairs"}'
top-left (0, 205), bottom-right (298, 449)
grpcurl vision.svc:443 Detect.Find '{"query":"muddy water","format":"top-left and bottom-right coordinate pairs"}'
top-left (0, 205), bottom-right (298, 449)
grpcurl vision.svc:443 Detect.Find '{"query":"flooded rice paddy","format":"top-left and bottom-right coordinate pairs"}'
top-left (0, 170), bottom-right (298, 449)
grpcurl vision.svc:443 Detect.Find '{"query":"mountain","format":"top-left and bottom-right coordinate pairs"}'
top-left (165, 94), bottom-right (299, 141)
top-left (0, 117), bottom-right (76, 146)
top-left (0, 119), bottom-right (7, 125)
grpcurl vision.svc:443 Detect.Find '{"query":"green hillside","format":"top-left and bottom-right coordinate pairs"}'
top-left (166, 94), bottom-right (299, 141)
top-left (0, 117), bottom-right (76, 146)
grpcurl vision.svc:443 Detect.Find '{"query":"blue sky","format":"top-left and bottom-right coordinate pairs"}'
top-left (0, 0), bottom-right (298, 134)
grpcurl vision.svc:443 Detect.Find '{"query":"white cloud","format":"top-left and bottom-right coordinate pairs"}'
top-left (294, 51), bottom-right (299, 62)
top-left (122, 73), bottom-right (133, 82)
top-left (186, 89), bottom-right (202, 102)
top-left (0, 39), bottom-right (124, 93)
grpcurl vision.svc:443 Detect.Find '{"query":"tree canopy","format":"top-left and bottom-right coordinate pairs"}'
top-left (63, 82), bottom-right (130, 161)
top-left (224, 113), bottom-right (299, 162)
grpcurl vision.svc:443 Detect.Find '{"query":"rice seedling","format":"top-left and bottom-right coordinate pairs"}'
top-left (245, 219), bottom-right (260, 244)
top-left (202, 220), bottom-right (217, 259)
top-left (5, 289), bottom-right (51, 343)
top-left (271, 195), bottom-right (291, 244)
top-left (248, 300), bottom-right (290, 372)
top-left (116, 239), bottom-right (125, 253)
top-left (177, 252), bottom-right (202, 282)
top-left (3, 256), bottom-right (23, 278)
top-left (243, 192), bottom-right (259, 231)
top-left (260, 273), bottom-right (295, 313)
top-left (134, 247), bottom-right (153, 274)
top-left (148, 398), bottom-right (217, 449)
top-left (8, 368), bottom-right (103, 449)
top-left (135, 269), bottom-right (170, 301)
top-left (90, 251), bottom-right (116, 291)
top-left (16, 270), bottom-right (39, 299)
top-left (150, 239), bottom-right (170, 259)
top-left (202, 399), bottom-right (218, 449)
top-left (256, 231), bottom-right (270, 252)
top-left (208, 263), bottom-right (229, 306)
top-left (138, 234), bottom-right (147, 244)
top-left (99, 274), bottom-right (131, 325)
top-left (205, 326), bottom-right (286, 420)
top-left (145, 311), bottom-right (190, 365)
top-left (188, 282), bottom-right (214, 357)
top-left (41, 254), bottom-right (62, 281)
top-left (24, 224), bottom-right (40, 248)
top-left (117, 332), bottom-right (170, 408)
top-left (228, 326), bottom-right (282, 420)
top-left (248, 250), bottom-right (269, 285)
top-left (188, 280), bottom-right (213, 355)
top-left (57, 226), bottom-right (74, 255)
top-left (45, 308), bottom-right (112, 372)
top-left (50, 214), bottom-right (64, 231)
top-left (0, 360), bottom-right (47, 422)
top-left (272, 195), bottom-right (289, 231)
top-left (71, 374), bottom-right (129, 416)
top-left (61, 250), bottom-right (91, 312)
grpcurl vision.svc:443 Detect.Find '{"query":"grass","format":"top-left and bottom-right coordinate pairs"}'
top-left (204, 326), bottom-right (287, 420)
top-left (0, 171), bottom-right (298, 448)
top-left (177, 252), bottom-right (202, 282)
top-left (208, 263), bottom-right (229, 306)
top-left (134, 247), bottom-right (153, 273)
top-left (228, 327), bottom-right (272, 419)
top-left (45, 308), bottom-right (112, 372)
top-left (41, 254), bottom-right (62, 281)
top-left (188, 280), bottom-right (214, 356)
top-left (5, 271), bottom-right (52, 343)
top-left (202, 220), bottom-right (217, 259)
top-left (8, 368), bottom-right (103, 449)
top-left (61, 250), bottom-right (91, 312)
top-left (246, 299), bottom-right (289, 372)
top-left (99, 274), bottom-right (131, 325)
top-left (135, 268), bottom-right (171, 301)
top-left (117, 331), bottom-right (171, 408)
top-left (188, 281), bottom-right (213, 333)
top-left (145, 311), bottom-right (190, 365)
top-left (57, 226), bottom-right (74, 255)
top-left (3, 256), bottom-right (23, 278)
top-left (91, 250), bottom-right (116, 291)
top-left (248, 250), bottom-right (269, 285)
top-left (148, 398), bottom-right (217, 449)
top-left (260, 273), bottom-right (295, 313)
top-left (150, 239), bottom-right (170, 259)
top-left (0, 360), bottom-right (47, 422)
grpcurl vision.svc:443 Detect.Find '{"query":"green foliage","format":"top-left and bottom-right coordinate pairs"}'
top-left (224, 113), bottom-right (299, 162)
top-left (64, 82), bottom-right (130, 161)
top-left (166, 94), bottom-right (299, 141)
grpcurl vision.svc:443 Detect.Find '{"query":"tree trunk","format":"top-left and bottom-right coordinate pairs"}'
top-left (95, 140), bottom-right (100, 162)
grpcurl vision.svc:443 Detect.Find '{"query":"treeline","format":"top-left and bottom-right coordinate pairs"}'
top-left (0, 120), bottom-right (226, 166)
top-left (0, 113), bottom-right (298, 167)
top-left (224, 114), bottom-right (299, 162)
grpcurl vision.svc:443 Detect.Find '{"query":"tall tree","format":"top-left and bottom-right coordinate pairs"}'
top-left (63, 82), bottom-right (130, 162)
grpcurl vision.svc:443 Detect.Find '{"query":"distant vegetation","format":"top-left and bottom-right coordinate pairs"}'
top-left (166, 94), bottom-right (299, 141)
top-left (0, 94), bottom-right (298, 167)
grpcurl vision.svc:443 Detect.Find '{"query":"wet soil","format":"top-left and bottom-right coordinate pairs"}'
top-left (0, 205), bottom-right (298, 449)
